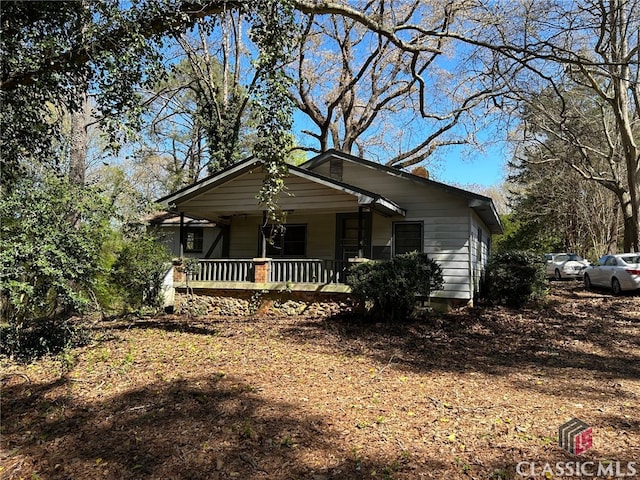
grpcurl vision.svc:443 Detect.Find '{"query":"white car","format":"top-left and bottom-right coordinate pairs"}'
top-left (545, 253), bottom-right (590, 280)
top-left (583, 254), bottom-right (640, 294)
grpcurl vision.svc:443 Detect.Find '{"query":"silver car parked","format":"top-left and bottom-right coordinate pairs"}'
top-left (583, 254), bottom-right (640, 294)
top-left (545, 253), bottom-right (590, 280)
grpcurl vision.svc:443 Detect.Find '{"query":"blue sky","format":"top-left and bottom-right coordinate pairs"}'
top-left (292, 111), bottom-right (509, 189)
top-left (428, 142), bottom-right (508, 188)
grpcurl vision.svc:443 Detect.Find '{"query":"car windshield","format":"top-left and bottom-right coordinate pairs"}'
top-left (621, 255), bottom-right (640, 264)
top-left (567, 254), bottom-right (584, 261)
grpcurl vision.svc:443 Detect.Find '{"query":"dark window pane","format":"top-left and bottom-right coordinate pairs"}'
top-left (265, 225), bottom-right (306, 257)
top-left (185, 228), bottom-right (203, 252)
top-left (394, 223), bottom-right (422, 255)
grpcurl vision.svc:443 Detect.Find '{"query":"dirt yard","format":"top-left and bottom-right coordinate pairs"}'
top-left (1, 282), bottom-right (639, 479)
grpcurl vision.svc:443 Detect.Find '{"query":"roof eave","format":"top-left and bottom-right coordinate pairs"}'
top-left (469, 199), bottom-right (503, 234)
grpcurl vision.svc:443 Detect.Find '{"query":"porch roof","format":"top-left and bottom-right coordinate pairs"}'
top-left (146, 211), bottom-right (217, 228)
top-left (157, 157), bottom-right (406, 219)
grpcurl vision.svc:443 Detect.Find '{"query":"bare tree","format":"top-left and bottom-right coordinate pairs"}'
top-left (476, 0), bottom-right (640, 251)
top-left (135, 10), bottom-right (259, 194)
top-left (175, 12), bottom-right (257, 173)
top-left (291, 0), bottom-right (638, 249)
top-left (291, 2), bottom-right (505, 168)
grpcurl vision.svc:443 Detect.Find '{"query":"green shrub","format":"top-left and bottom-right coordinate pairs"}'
top-left (347, 252), bottom-right (444, 321)
top-left (483, 250), bottom-right (547, 308)
top-left (0, 317), bottom-right (90, 362)
top-left (0, 175), bottom-right (111, 360)
top-left (109, 233), bottom-right (171, 311)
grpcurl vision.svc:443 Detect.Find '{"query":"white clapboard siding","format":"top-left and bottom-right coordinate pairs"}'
top-left (157, 226), bottom-right (222, 259)
top-left (183, 168), bottom-right (359, 214)
top-left (312, 160), bottom-right (473, 299)
top-left (469, 211), bottom-right (491, 295)
top-left (229, 215), bottom-right (261, 258)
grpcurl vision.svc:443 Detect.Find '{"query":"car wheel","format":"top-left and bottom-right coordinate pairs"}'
top-left (584, 274), bottom-right (592, 289)
top-left (612, 277), bottom-right (622, 295)
top-left (554, 269), bottom-right (562, 281)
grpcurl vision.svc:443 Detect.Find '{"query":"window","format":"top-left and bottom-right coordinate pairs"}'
top-left (605, 256), bottom-right (619, 266)
top-left (393, 222), bottom-right (423, 256)
top-left (477, 227), bottom-right (483, 263)
top-left (184, 228), bottom-right (204, 253)
top-left (265, 224), bottom-right (307, 257)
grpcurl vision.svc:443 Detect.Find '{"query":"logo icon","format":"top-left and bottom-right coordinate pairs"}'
top-left (559, 418), bottom-right (593, 455)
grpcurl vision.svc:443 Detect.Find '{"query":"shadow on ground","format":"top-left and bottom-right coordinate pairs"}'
top-left (1, 371), bottom-right (455, 479)
top-left (281, 282), bottom-right (640, 386)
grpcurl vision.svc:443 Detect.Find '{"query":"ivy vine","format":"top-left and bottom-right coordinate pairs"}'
top-left (247, 0), bottom-right (297, 223)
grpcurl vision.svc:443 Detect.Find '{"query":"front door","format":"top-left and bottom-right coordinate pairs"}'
top-left (335, 212), bottom-right (371, 260)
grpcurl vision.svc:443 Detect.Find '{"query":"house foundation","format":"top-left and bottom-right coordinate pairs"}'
top-left (174, 288), bottom-right (356, 318)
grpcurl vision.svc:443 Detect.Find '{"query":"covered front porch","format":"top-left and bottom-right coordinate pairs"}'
top-left (160, 159), bottom-right (406, 292)
top-left (173, 257), bottom-right (354, 293)
top-left (169, 206), bottom-right (390, 293)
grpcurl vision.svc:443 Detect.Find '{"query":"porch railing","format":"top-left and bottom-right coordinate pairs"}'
top-left (270, 259), bottom-right (350, 284)
top-left (192, 259), bottom-right (255, 282)
top-left (188, 258), bottom-right (350, 284)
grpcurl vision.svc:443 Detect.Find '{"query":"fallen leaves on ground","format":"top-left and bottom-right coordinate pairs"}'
top-left (1, 282), bottom-right (639, 479)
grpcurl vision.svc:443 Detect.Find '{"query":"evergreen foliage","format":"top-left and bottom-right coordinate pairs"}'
top-left (347, 252), bottom-right (444, 322)
top-left (0, 175), bottom-right (112, 359)
top-left (0, 175), bottom-right (112, 321)
top-left (0, 0), bottom-right (177, 193)
top-left (110, 232), bottom-right (171, 312)
top-left (494, 214), bottom-right (564, 254)
top-left (483, 250), bottom-right (547, 308)
top-left (249, 0), bottom-right (297, 222)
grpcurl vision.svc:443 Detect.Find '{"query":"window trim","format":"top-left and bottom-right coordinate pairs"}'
top-left (392, 221), bottom-right (424, 257)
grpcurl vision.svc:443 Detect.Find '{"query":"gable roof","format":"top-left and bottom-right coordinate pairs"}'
top-left (157, 150), bottom-right (503, 234)
top-left (301, 149), bottom-right (503, 234)
top-left (157, 156), bottom-right (406, 217)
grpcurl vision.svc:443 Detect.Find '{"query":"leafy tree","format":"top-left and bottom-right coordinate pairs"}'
top-left (501, 152), bottom-right (620, 258)
top-left (0, 175), bottom-right (112, 357)
top-left (494, 214), bottom-right (564, 255)
top-left (249, 0), bottom-right (297, 220)
top-left (0, 0), bottom-right (181, 193)
top-left (2, 0), bottom-right (300, 217)
top-left (110, 232), bottom-right (171, 311)
top-left (137, 15), bottom-right (258, 192)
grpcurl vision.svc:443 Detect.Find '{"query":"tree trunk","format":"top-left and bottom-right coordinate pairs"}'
top-left (621, 190), bottom-right (636, 252)
top-left (626, 162), bottom-right (640, 252)
top-left (69, 88), bottom-right (89, 187)
top-left (607, 199), bottom-right (620, 254)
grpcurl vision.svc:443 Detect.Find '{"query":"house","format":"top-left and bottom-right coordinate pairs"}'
top-left (157, 149), bottom-right (503, 309)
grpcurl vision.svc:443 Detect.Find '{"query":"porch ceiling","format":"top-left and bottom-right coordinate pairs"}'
top-left (158, 158), bottom-right (405, 220)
